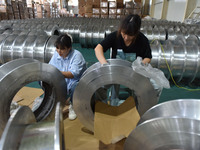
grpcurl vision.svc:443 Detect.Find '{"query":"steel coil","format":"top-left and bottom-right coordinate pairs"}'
top-left (0, 58), bottom-right (67, 137)
top-left (0, 102), bottom-right (64, 150)
top-left (138, 99), bottom-right (200, 125)
top-left (124, 117), bottom-right (200, 150)
top-left (74, 59), bottom-right (158, 131)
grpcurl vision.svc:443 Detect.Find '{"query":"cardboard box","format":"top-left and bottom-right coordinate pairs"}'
top-left (36, 4), bottom-right (42, 13)
top-left (116, 8), bottom-right (123, 15)
top-left (86, 0), bottom-right (93, 5)
top-left (85, 12), bottom-right (92, 17)
top-left (134, 0), bottom-right (142, 2)
top-left (101, 14), bottom-right (108, 18)
top-left (0, 6), bottom-right (6, 13)
top-left (92, 14), bottom-right (100, 18)
top-left (44, 3), bottom-right (50, 12)
top-left (109, 1), bottom-right (116, 8)
top-left (117, 2), bottom-right (123, 8)
top-left (117, 14), bottom-right (124, 19)
top-left (79, 5), bottom-right (85, 16)
top-left (109, 8), bottom-right (116, 15)
top-left (100, 7), bottom-right (108, 15)
top-left (94, 96), bottom-right (140, 144)
top-left (109, 14), bottom-right (116, 19)
top-left (100, 1), bottom-right (108, 8)
top-left (93, 0), bottom-right (100, 8)
top-left (125, 1), bottom-right (134, 8)
top-left (85, 4), bottom-right (93, 13)
top-left (125, 8), bottom-right (134, 15)
top-left (92, 8), bottom-right (100, 14)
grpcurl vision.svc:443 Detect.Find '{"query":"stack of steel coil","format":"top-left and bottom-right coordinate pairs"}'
top-left (124, 99), bottom-right (200, 150)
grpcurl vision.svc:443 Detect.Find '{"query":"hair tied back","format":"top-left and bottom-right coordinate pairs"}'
top-left (129, 17), bottom-right (133, 23)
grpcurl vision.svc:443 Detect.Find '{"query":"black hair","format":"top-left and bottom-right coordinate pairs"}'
top-left (54, 34), bottom-right (72, 50)
top-left (118, 14), bottom-right (141, 37)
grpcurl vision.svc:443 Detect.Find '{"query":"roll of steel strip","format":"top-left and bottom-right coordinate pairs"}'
top-left (45, 24), bottom-right (59, 36)
top-left (124, 117), bottom-right (200, 150)
top-left (0, 34), bottom-right (9, 64)
top-left (73, 59), bottom-right (158, 131)
top-left (1, 35), bottom-right (18, 63)
top-left (0, 106), bottom-right (36, 149)
top-left (33, 35), bottom-right (50, 62)
top-left (82, 59), bottom-right (132, 77)
top-left (183, 35), bottom-right (200, 82)
top-left (23, 35), bottom-right (37, 59)
top-left (12, 35), bottom-right (28, 60)
top-left (45, 35), bottom-right (59, 63)
top-left (0, 58), bottom-right (67, 137)
top-left (0, 102), bottom-right (64, 150)
top-left (137, 99), bottom-right (200, 125)
top-left (150, 36), bottom-right (200, 84)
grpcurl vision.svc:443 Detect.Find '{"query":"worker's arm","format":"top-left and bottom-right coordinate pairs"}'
top-left (142, 58), bottom-right (151, 64)
top-left (61, 71), bottom-right (74, 79)
top-left (94, 44), bottom-right (108, 64)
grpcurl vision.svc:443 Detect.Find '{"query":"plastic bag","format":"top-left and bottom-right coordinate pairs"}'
top-left (132, 57), bottom-right (170, 89)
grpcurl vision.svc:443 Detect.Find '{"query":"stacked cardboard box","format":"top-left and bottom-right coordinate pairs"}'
top-left (133, 1), bottom-right (142, 16)
top-left (78, 0), bottom-right (86, 16)
top-left (0, 3), bottom-right (7, 21)
top-left (43, 2), bottom-right (50, 18)
top-left (92, 0), bottom-right (100, 18)
top-left (18, 1), bottom-right (29, 19)
top-left (85, 0), bottom-right (93, 18)
top-left (11, 1), bottom-right (20, 19)
top-left (6, 4), bottom-right (14, 19)
top-left (36, 3), bottom-right (43, 18)
top-left (109, 1), bottom-right (117, 19)
top-left (100, 0), bottom-right (108, 18)
top-left (116, 0), bottom-right (123, 8)
top-left (124, 1), bottom-right (134, 15)
top-left (77, 0), bottom-right (143, 19)
top-left (27, 7), bottom-right (34, 18)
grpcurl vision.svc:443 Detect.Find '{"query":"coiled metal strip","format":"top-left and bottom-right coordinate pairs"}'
top-left (74, 59), bottom-right (158, 131)
top-left (150, 36), bottom-right (200, 84)
top-left (124, 117), bottom-right (200, 150)
top-left (45, 35), bottom-right (59, 63)
top-left (0, 102), bottom-right (64, 150)
top-left (137, 99), bottom-right (200, 125)
top-left (33, 35), bottom-right (50, 62)
top-left (0, 58), bottom-right (67, 137)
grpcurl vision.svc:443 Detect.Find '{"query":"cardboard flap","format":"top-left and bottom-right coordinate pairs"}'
top-left (94, 96), bottom-right (140, 144)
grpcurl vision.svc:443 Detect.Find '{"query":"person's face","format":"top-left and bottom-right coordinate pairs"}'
top-left (56, 47), bottom-right (71, 58)
top-left (121, 31), bottom-right (135, 43)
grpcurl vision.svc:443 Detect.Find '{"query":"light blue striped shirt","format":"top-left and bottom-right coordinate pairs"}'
top-left (49, 49), bottom-right (86, 94)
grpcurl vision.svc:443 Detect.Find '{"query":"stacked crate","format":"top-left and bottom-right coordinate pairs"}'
top-left (11, 0), bottom-right (20, 19)
top-left (109, 1), bottom-right (117, 19)
top-left (133, 1), bottom-right (142, 16)
top-left (27, 7), bottom-right (34, 18)
top-left (78, 0), bottom-right (86, 16)
top-left (92, 0), bottom-right (100, 18)
top-left (100, 0), bottom-right (108, 18)
top-left (85, 0), bottom-right (93, 18)
top-left (124, 1), bottom-right (134, 16)
top-left (36, 3), bottom-right (43, 18)
top-left (18, 0), bottom-right (29, 19)
top-left (44, 2), bottom-right (50, 18)
top-left (0, 0), bottom-right (7, 21)
top-left (6, 4), bottom-right (14, 19)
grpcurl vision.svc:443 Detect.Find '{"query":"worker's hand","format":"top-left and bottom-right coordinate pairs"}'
top-left (101, 62), bottom-right (109, 67)
top-left (141, 61), bottom-right (149, 67)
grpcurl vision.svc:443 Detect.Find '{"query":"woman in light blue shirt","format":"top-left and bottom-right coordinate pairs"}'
top-left (49, 34), bottom-right (86, 120)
